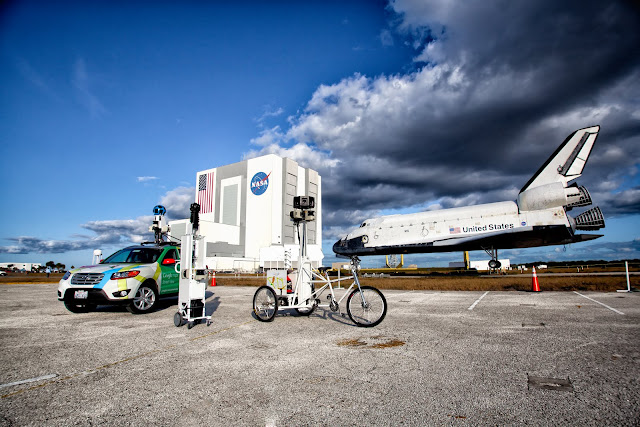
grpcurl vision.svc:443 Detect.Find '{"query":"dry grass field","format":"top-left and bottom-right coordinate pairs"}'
top-left (0, 272), bottom-right (65, 284)
top-left (213, 274), bottom-right (636, 292)
top-left (1, 270), bottom-right (636, 292)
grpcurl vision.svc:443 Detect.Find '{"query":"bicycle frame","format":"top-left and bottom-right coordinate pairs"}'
top-left (256, 256), bottom-right (387, 327)
top-left (272, 257), bottom-right (367, 313)
top-left (266, 208), bottom-right (369, 313)
top-left (255, 198), bottom-right (386, 326)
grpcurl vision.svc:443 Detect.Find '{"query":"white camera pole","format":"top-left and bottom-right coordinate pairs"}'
top-left (293, 208), bottom-right (312, 304)
top-left (174, 203), bottom-right (213, 328)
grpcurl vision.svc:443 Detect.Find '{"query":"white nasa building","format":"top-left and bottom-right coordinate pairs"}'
top-left (170, 154), bottom-right (323, 272)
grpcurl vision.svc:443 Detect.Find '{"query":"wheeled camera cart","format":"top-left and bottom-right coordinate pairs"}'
top-left (174, 203), bottom-right (213, 329)
top-left (253, 196), bottom-right (387, 327)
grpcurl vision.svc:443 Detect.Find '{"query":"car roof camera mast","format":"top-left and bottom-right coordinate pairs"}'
top-left (150, 205), bottom-right (169, 245)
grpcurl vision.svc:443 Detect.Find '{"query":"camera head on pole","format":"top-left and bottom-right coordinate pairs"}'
top-left (293, 196), bottom-right (314, 209)
top-left (153, 205), bottom-right (167, 216)
top-left (150, 205), bottom-right (168, 244)
top-left (190, 203), bottom-right (200, 231)
top-left (290, 196), bottom-right (315, 223)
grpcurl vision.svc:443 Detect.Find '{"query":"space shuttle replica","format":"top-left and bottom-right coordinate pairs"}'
top-left (333, 126), bottom-right (605, 267)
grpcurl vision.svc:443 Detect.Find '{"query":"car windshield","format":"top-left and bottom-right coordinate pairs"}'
top-left (102, 247), bottom-right (163, 264)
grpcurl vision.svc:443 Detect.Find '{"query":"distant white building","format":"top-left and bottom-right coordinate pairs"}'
top-left (449, 259), bottom-right (511, 271)
top-left (0, 262), bottom-right (42, 271)
top-left (169, 154), bottom-right (323, 272)
top-left (471, 259), bottom-right (511, 271)
top-left (332, 262), bottom-right (350, 271)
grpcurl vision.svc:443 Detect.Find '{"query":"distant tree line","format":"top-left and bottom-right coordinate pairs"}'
top-left (2, 261), bottom-right (71, 273)
top-left (44, 261), bottom-right (67, 271)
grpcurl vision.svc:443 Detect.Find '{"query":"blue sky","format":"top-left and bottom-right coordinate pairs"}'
top-left (1, 0), bottom-right (639, 269)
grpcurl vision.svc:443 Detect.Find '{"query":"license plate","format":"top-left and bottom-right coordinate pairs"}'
top-left (74, 290), bottom-right (88, 299)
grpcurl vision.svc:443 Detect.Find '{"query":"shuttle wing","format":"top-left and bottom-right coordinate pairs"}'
top-left (520, 125), bottom-right (599, 193)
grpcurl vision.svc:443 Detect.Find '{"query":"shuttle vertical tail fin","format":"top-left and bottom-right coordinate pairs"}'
top-left (520, 125), bottom-right (600, 193)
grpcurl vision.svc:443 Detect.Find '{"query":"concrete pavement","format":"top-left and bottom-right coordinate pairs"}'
top-left (1, 284), bottom-right (638, 425)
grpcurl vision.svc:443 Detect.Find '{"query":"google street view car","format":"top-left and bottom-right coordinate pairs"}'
top-left (58, 243), bottom-right (180, 314)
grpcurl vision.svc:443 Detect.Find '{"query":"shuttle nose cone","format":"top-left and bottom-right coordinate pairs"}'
top-left (333, 235), bottom-right (370, 256)
top-left (333, 238), bottom-right (348, 255)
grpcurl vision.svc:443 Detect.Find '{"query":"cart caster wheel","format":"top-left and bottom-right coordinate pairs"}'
top-left (206, 320), bottom-right (212, 327)
top-left (187, 321), bottom-right (194, 329)
top-left (174, 312), bottom-right (183, 327)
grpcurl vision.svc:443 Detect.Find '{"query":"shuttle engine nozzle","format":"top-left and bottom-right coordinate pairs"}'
top-left (565, 186), bottom-right (593, 210)
top-left (574, 206), bottom-right (605, 230)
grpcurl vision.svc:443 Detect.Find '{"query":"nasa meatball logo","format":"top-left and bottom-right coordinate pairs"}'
top-left (250, 172), bottom-right (270, 195)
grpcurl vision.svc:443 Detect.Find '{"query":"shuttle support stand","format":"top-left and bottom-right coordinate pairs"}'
top-left (174, 203), bottom-right (213, 329)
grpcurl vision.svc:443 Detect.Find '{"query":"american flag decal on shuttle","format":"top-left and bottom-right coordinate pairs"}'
top-left (197, 171), bottom-right (215, 214)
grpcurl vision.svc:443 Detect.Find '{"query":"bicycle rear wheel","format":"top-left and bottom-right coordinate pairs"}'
top-left (346, 286), bottom-right (387, 327)
top-left (253, 286), bottom-right (278, 322)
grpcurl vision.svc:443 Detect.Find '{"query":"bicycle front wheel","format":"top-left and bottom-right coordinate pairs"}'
top-left (253, 286), bottom-right (278, 322)
top-left (346, 286), bottom-right (387, 327)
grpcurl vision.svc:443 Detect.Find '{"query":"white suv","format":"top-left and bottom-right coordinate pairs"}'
top-left (58, 244), bottom-right (180, 313)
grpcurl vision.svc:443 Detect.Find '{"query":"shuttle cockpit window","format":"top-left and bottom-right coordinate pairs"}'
top-left (360, 222), bottom-right (367, 228)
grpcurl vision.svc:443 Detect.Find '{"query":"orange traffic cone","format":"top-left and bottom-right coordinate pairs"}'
top-left (532, 266), bottom-right (541, 292)
top-left (211, 271), bottom-right (216, 287)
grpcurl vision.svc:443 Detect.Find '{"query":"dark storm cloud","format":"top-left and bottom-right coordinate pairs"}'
top-left (250, 0), bottom-right (640, 235)
top-left (354, 0), bottom-right (640, 172)
top-left (598, 187), bottom-right (640, 216)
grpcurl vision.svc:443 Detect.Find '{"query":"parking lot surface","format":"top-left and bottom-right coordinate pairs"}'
top-left (1, 284), bottom-right (638, 425)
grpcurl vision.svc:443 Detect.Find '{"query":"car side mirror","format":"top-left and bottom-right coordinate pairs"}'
top-left (162, 258), bottom-right (176, 266)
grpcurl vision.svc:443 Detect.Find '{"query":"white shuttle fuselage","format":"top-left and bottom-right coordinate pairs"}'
top-left (333, 126), bottom-right (605, 257)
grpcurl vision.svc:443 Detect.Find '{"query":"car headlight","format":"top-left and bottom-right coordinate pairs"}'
top-left (111, 270), bottom-right (140, 280)
top-left (62, 271), bottom-right (71, 280)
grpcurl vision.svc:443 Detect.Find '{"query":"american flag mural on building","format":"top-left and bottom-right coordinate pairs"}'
top-left (197, 171), bottom-right (215, 214)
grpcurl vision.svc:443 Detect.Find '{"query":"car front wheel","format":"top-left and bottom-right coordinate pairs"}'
top-left (127, 283), bottom-right (158, 314)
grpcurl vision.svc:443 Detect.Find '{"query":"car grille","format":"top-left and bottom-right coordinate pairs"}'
top-left (71, 273), bottom-right (104, 286)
